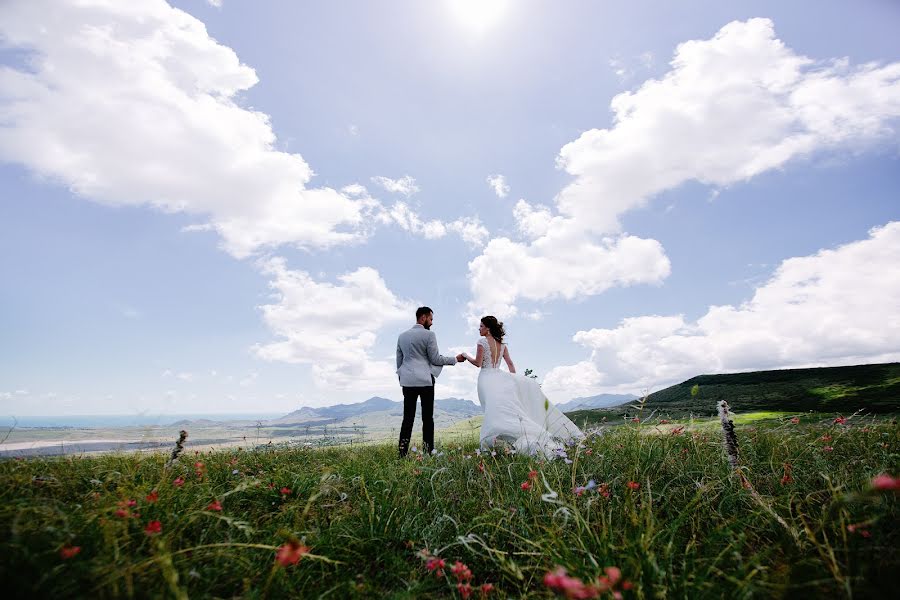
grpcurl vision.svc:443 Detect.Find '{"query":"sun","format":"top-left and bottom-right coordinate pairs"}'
top-left (446, 0), bottom-right (511, 35)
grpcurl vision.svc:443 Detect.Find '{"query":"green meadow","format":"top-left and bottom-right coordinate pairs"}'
top-left (1, 413), bottom-right (897, 599)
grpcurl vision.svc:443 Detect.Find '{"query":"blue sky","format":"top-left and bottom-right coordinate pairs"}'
top-left (1, 0), bottom-right (898, 416)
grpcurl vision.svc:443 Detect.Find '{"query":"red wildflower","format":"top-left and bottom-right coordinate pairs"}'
top-left (144, 520), bottom-right (162, 536)
top-left (585, 449), bottom-right (593, 456)
top-left (451, 561), bottom-right (473, 582)
top-left (780, 463), bottom-right (794, 486)
top-left (275, 541), bottom-right (309, 566)
top-left (145, 490), bottom-right (159, 503)
top-left (543, 567), bottom-right (597, 599)
top-left (660, 419), bottom-right (670, 424)
top-left (126, 499), bottom-right (137, 508)
top-left (631, 418), bottom-right (640, 423)
top-left (820, 434), bottom-right (832, 442)
top-left (206, 500), bottom-right (223, 511)
top-left (823, 446), bottom-right (834, 452)
top-left (626, 481), bottom-right (640, 490)
top-left (834, 416), bottom-right (847, 425)
top-left (521, 481), bottom-right (532, 491)
top-left (478, 462), bottom-right (485, 473)
top-left (847, 523), bottom-right (871, 537)
top-left (528, 469), bottom-right (538, 480)
top-left (59, 545), bottom-right (81, 560)
top-left (457, 583), bottom-right (473, 598)
top-left (670, 426), bottom-right (685, 436)
top-left (280, 487), bottom-right (291, 495)
top-left (425, 557), bottom-right (446, 577)
top-left (172, 476), bottom-right (185, 487)
top-left (871, 473), bottom-right (900, 491)
top-left (480, 582), bottom-right (495, 595)
top-left (114, 508), bottom-right (130, 519)
top-left (790, 416), bottom-right (800, 424)
top-left (598, 483), bottom-right (611, 499)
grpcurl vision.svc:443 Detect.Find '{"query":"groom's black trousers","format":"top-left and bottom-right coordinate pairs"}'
top-left (398, 376), bottom-right (435, 457)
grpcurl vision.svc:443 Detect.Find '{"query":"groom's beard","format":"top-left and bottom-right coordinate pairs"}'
top-left (423, 324), bottom-right (431, 330)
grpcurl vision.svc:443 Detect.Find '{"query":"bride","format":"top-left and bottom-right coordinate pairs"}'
top-left (461, 316), bottom-right (584, 457)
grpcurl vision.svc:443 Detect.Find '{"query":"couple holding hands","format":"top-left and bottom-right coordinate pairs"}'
top-left (396, 306), bottom-right (583, 458)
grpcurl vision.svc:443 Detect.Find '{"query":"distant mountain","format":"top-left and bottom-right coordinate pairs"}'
top-left (271, 396), bottom-right (481, 425)
top-left (557, 394), bottom-right (636, 412)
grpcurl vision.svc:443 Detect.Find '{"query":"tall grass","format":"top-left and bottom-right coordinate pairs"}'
top-left (0, 416), bottom-right (897, 598)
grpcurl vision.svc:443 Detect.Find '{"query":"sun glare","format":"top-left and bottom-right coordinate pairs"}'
top-left (447, 0), bottom-right (510, 34)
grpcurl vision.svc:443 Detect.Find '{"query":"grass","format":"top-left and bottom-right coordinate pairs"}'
top-left (0, 415), bottom-right (898, 599)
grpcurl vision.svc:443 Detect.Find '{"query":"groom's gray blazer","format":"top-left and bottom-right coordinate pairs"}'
top-left (396, 324), bottom-right (457, 387)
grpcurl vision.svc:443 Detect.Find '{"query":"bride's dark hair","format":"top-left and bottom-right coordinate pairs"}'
top-left (481, 316), bottom-right (505, 342)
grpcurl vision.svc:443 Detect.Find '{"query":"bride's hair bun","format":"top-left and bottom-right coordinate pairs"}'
top-left (481, 315), bottom-right (506, 342)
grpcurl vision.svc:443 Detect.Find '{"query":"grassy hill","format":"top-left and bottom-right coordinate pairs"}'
top-left (566, 362), bottom-right (900, 426)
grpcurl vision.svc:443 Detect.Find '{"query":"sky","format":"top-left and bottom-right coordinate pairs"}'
top-left (1, 0), bottom-right (898, 417)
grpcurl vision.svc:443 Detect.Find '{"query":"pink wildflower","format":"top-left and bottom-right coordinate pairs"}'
top-left (790, 416), bottom-right (800, 424)
top-left (626, 481), bottom-right (640, 490)
top-left (206, 500), bottom-right (223, 512)
top-left (521, 481), bottom-right (532, 491)
top-left (451, 561), bottom-right (473, 582)
top-left (59, 545), bottom-right (81, 560)
top-left (834, 416), bottom-right (847, 425)
top-left (871, 473), bottom-right (900, 491)
top-left (172, 476), bottom-right (185, 488)
top-left (275, 541), bottom-right (309, 566)
top-left (280, 487), bottom-right (292, 496)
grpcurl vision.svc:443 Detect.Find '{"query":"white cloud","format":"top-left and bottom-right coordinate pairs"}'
top-left (206, 0), bottom-right (223, 8)
top-left (252, 257), bottom-right (417, 393)
top-left (558, 18), bottom-right (900, 234)
top-left (0, 1), bottom-right (378, 259)
top-left (486, 174), bottom-right (510, 198)
top-left (543, 222), bottom-right (900, 400)
top-left (371, 175), bottom-right (420, 197)
top-left (468, 17), bottom-right (900, 316)
top-left (467, 226), bottom-right (671, 317)
top-left (376, 201), bottom-right (489, 248)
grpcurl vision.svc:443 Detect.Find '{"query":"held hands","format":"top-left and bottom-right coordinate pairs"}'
top-left (456, 353), bottom-right (467, 363)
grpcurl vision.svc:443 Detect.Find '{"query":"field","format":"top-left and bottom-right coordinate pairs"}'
top-left (1, 412), bottom-right (897, 599)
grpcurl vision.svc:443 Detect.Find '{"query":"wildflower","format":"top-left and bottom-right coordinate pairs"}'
top-left (425, 557), bottom-right (446, 577)
top-left (597, 482), bottom-right (611, 499)
top-left (834, 416), bottom-right (847, 425)
top-left (480, 582), bottom-right (495, 595)
top-left (626, 481), bottom-right (640, 490)
top-left (59, 545), bottom-right (81, 560)
top-left (823, 446), bottom-right (834, 452)
top-left (451, 561), bottom-right (473, 582)
top-left (543, 567), bottom-right (595, 599)
top-left (780, 464), bottom-right (794, 486)
top-left (413, 469), bottom-right (421, 475)
top-left (457, 583), bottom-right (473, 598)
top-left (521, 481), bottom-right (532, 491)
top-left (573, 486), bottom-right (586, 496)
top-left (660, 419), bottom-right (670, 424)
top-left (114, 508), bottom-right (130, 519)
top-left (585, 449), bottom-right (593, 456)
top-left (275, 541), bottom-right (310, 566)
top-left (790, 416), bottom-right (800, 424)
top-left (871, 473), bottom-right (900, 491)
top-left (173, 476), bottom-right (185, 487)
top-left (280, 487), bottom-right (292, 496)
top-left (126, 499), bottom-right (137, 508)
top-left (631, 418), bottom-right (640, 423)
top-left (144, 520), bottom-right (162, 536)
top-left (847, 524), bottom-right (871, 537)
top-left (478, 462), bottom-right (485, 473)
top-left (670, 426), bottom-right (685, 436)
top-left (206, 500), bottom-right (223, 512)
top-left (528, 469), bottom-right (538, 480)
top-left (145, 490), bottom-right (159, 503)
top-left (820, 434), bottom-right (832, 442)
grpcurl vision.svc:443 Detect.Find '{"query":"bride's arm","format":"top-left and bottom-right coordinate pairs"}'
top-left (503, 346), bottom-right (516, 374)
top-left (464, 344), bottom-right (484, 367)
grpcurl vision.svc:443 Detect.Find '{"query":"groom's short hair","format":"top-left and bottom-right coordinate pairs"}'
top-left (416, 306), bottom-right (433, 320)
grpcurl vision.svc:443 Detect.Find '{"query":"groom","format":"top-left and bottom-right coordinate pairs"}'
top-left (396, 306), bottom-right (464, 457)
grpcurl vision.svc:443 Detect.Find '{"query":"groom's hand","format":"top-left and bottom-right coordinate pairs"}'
top-left (456, 353), bottom-right (466, 362)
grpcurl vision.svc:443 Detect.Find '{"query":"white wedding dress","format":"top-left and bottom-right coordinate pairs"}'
top-left (474, 338), bottom-right (584, 457)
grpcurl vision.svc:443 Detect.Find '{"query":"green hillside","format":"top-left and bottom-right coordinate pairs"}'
top-left (568, 362), bottom-right (900, 423)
